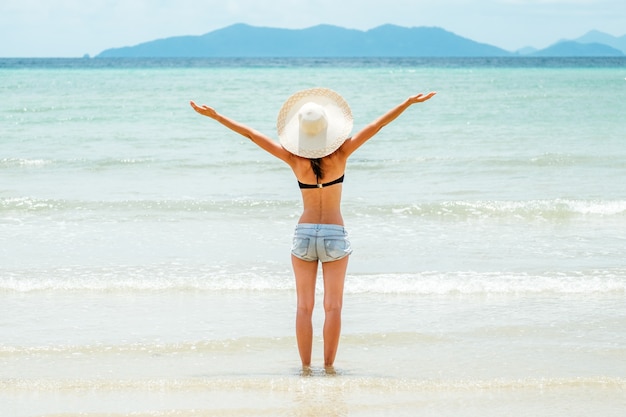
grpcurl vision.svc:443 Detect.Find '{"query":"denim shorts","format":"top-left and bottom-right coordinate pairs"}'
top-left (291, 223), bottom-right (353, 263)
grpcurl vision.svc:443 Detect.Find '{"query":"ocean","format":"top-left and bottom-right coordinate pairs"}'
top-left (1, 57), bottom-right (625, 416)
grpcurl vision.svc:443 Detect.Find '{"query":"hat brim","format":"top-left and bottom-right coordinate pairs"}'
top-left (277, 88), bottom-right (353, 158)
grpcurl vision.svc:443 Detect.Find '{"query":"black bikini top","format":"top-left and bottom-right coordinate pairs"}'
top-left (298, 174), bottom-right (345, 189)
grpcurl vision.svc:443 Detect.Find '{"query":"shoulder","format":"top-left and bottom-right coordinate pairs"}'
top-left (335, 136), bottom-right (359, 159)
top-left (323, 150), bottom-right (349, 174)
top-left (287, 154), bottom-right (311, 175)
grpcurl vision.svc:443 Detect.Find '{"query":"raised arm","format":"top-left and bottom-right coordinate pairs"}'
top-left (190, 101), bottom-right (294, 164)
top-left (339, 92), bottom-right (436, 158)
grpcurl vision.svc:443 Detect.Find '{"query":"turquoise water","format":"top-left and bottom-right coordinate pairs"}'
top-left (1, 58), bottom-right (626, 416)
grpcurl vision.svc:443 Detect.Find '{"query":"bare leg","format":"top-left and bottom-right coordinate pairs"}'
top-left (321, 256), bottom-right (348, 367)
top-left (292, 255), bottom-right (318, 367)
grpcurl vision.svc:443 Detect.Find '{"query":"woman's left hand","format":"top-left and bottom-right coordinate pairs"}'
top-left (190, 101), bottom-right (218, 118)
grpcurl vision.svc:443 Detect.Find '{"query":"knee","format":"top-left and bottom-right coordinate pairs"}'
top-left (297, 302), bottom-right (315, 317)
top-left (324, 299), bottom-right (342, 314)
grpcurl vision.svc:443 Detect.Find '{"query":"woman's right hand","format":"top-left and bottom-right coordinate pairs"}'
top-left (407, 92), bottom-right (437, 104)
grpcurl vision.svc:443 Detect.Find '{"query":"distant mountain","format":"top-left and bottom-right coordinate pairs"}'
top-left (531, 41), bottom-right (623, 57)
top-left (574, 30), bottom-right (626, 54)
top-left (96, 24), bottom-right (625, 58)
top-left (97, 23), bottom-right (511, 58)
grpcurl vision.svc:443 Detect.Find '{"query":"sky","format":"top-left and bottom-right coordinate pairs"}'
top-left (1, 0), bottom-right (624, 57)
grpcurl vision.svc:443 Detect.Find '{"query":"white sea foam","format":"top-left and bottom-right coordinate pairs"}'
top-left (0, 158), bottom-right (51, 168)
top-left (1, 265), bottom-right (624, 295)
top-left (2, 376), bottom-right (625, 393)
top-left (3, 196), bottom-right (625, 219)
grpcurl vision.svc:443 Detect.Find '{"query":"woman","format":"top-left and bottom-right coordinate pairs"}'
top-left (190, 88), bottom-right (436, 371)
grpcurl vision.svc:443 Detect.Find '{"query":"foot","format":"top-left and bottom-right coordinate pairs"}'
top-left (300, 365), bottom-right (313, 377)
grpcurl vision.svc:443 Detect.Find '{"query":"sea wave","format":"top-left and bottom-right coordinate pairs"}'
top-left (2, 375), bottom-right (624, 393)
top-left (0, 336), bottom-right (294, 357)
top-left (2, 151), bottom-right (623, 174)
top-left (0, 332), bottom-right (450, 358)
top-left (348, 270), bottom-right (626, 295)
top-left (2, 197), bottom-right (625, 219)
top-left (0, 156), bottom-right (279, 171)
top-left (0, 157), bottom-right (157, 171)
top-left (0, 196), bottom-right (296, 215)
top-left (0, 158), bottom-right (52, 168)
top-left (383, 199), bottom-right (626, 219)
top-left (1, 266), bottom-right (624, 295)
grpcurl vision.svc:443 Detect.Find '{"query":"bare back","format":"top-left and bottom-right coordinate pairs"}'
top-left (289, 150), bottom-right (348, 225)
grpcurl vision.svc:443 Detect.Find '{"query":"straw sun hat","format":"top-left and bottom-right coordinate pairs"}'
top-left (277, 88), bottom-right (353, 158)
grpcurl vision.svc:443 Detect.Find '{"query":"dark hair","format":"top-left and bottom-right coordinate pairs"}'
top-left (310, 158), bottom-right (323, 180)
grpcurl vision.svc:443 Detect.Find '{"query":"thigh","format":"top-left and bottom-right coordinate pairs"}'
top-left (292, 255), bottom-right (319, 308)
top-left (322, 256), bottom-right (348, 307)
